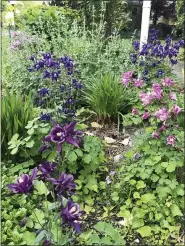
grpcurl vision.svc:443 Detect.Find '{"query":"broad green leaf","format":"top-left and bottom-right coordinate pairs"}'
top-left (68, 151), bottom-right (77, 162)
top-left (26, 140), bottom-right (35, 148)
top-left (75, 149), bottom-right (83, 157)
top-left (136, 181), bottom-right (146, 189)
top-left (140, 193), bottom-right (155, 203)
top-left (34, 181), bottom-right (49, 195)
top-left (136, 226), bottom-right (152, 237)
top-left (11, 147), bottom-right (18, 155)
top-left (133, 192), bottom-right (140, 199)
top-left (22, 231), bottom-right (36, 245)
top-left (166, 162), bottom-right (176, 172)
top-left (171, 204), bottom-right (183, 216)
top-left (83, 154), bottom-right (92, 164)
top-left (26, 218), bottom-right (33, 228)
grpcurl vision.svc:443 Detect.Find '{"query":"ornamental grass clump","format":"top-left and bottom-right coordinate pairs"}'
top-left (130, 28), bottom-right (185, 82)
top-left (28, 52), bottom-right (83, 121)
top-left (83, 72), bottom-right (137, 123)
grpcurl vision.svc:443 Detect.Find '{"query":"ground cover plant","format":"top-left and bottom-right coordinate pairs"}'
top-left (1, 1), bottom-right (184, 245)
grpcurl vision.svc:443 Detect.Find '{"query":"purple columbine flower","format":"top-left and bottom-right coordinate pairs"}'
top-left (133, 79), bottom-right (143, 88)
top-left (154, 108), bottom-right (170, 122)
top-left (161, 78), bottom-right (174, 87)
top-left (152, 83), bottom-right (163, 99)
top-left (7, 168), bottom-right (37, 194)
top-left (159, 124), bottom-right (167, 132)
top-left (142, 111), bottom-right (150, 120)
top-left (39, 143), bottom-right (50, 152)
top-left (43, 121), bottom-right (83, 153)
top-left (39, 88), bottom-right (49, 97)
top-left (132, 108), bottom-right (139, 116)
top-left (166, 135), bottom-right (176, 146)
top-left (169, 92), bottom-right (177, 101)
top-left (110, 170), bottom-right (115, 176)
top-left (39, 162), bottom-right (57, 180)
top-left (40, 113), bottom-right (52, 121)
top-left (139, 92), bottom-right (153, 106)
top-left (42, 240), bottom-right (53, 246)
top-left (49, 172), bottom-right (76, 196)
top-left (120, 71), bottom-right (133, 86)
top-left (152, 131), bottom-right (160, 139)
top-left (172, 105), bottom-right (182, 116)
top-left (60, 200), bottom-right (83, 233)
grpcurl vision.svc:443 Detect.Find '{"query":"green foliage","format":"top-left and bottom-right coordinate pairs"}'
top-left (16, 5), bottom-right (80, 41)
top-left (78, 222), bottom-right (125, 245)
top-left (2, 91), bottom-right (36, 160)
top-left (83, 73), bottom-right (136, 122)
top-left (111, 126), bottom-right (184, 245)
top-left (176, 0), bottom-right (184, 37)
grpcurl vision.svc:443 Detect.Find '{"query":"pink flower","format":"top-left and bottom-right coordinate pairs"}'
top-left (166, 135), bottom-right (176, 146)
top-left (152, 83), bottom-right (163, 99)
top-left (142, 112), bottom-right (150, 119)
top-left (159, 124), bottom-right (167, 132)
top-left (132, 108), bottom-right (139, 115)
top-left (161, 78), bottom-right (174, 87)
top-left (139, 92), bottom-right (153, 106)
top-left (133, 79), bottom-right (143, 88)
top-left (169, 92), bottom-right (177, 101)
top-left (154, 108), bottom-right (170, 121)
top-left (172, 105), bottom-right (182, 116)
top-left (121, 71), bottom-right (133, 86)
top-left (152, 131), bottom-right (160, 139)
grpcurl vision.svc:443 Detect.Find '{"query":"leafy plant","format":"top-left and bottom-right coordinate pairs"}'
top-left (83, 73), bottom-right (136, 123)
top-left (16, 5), bottom-right (80, 42)
top-left (2, 91), bottom-right (36, 160)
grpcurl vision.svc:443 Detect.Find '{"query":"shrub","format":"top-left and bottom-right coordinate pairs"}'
top-left (2, 91), bottom-right (36, 160)
top-left (83, 73), bottom-right (137, 123)
top-left (16, 5), bottom-right (80, 41)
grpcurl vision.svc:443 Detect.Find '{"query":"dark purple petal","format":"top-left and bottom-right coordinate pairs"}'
top-left (65, 136), bottom-right (79, 147)
top-left (30, 168), bottom-right (38, 181)
top-left (43, 135), bottom-right (52, 142)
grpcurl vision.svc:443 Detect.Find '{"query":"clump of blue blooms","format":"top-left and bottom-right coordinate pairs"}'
top-left (131, 28), bottom-right (184, 82)
top-left (28, 52), bottom-right (83, 121)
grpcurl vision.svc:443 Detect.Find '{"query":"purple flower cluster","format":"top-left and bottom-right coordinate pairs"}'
top-left (28, 53), bottom-right (83, 119)
top-left (131, 28), bottom-right (184, 81)
top-left (10, 31), bottom-right (38, 51)
top-left (7, 161), bottom-right (84, 233)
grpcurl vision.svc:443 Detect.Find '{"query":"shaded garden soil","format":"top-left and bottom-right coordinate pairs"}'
top-left (85, 123), bottom-right (139, 161)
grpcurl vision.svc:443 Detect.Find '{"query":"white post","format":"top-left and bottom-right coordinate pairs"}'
top-left (140, 0), bottom-right (151, 50)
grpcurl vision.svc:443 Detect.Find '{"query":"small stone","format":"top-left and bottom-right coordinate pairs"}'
top-left (121, 138), bottom-right (130, 145)
top-left (104, 137), bottom-right (116, 144)
top-left (85, 131), bottom-right (94, 136)
top-left (91, 122), bottom-right (103, 128)
top-left (114, 154), bottom-right (123, 163)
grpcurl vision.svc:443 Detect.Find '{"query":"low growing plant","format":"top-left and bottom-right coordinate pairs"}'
top-left (2, 90), bottom-right (36, 160)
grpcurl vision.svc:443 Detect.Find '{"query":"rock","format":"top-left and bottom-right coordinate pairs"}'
top-left (121, 138), bottom-right (130, 145)
top-left (85, 131), bottom-right (94, 136)
top-left (104, 137), bottom-right (116, 144)
top-left (91, 122), bottom-right (103, 128)
top-left (114, 154), bottom-right (123, 163)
